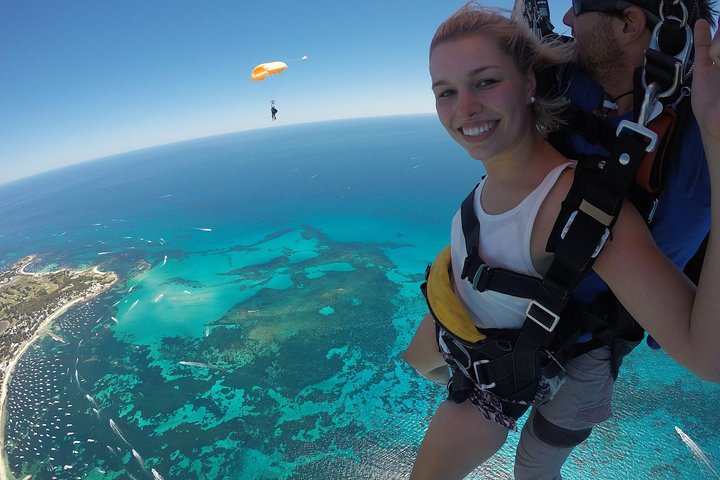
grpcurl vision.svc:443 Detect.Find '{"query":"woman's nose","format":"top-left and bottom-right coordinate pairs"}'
top-left (457, 90), bottom-right (481, 117)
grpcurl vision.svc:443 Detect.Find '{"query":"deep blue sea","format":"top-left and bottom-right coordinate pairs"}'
top-left (1, 115), bottom-right (718, 479)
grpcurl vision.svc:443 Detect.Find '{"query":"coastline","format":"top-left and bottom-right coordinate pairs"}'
top-left (0, 259), bottom-right (118, 480)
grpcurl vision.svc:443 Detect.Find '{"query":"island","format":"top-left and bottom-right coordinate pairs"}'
top-left (0, 256), bottom-right (118, 480)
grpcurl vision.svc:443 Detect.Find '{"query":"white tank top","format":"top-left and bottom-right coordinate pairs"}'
top-left (450, 162), bottom-right (575, 329)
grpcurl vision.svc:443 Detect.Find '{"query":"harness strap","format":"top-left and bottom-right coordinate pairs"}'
top-left (563, 103), bottom-right (618, 147)
top-left (548, 120), bottom-right (653, 252)
top-left (439, 326), bottom-right (566, 402)
top-left (456, 176), bottom-right (585, 398)
top-left (643, 49), bottom-right (683, 99)
top-left (460, 185), bottom-right (547, 298)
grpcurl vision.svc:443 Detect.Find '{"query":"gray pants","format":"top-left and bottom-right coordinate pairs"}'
top-left (514, 346), bottom-right (615, 479)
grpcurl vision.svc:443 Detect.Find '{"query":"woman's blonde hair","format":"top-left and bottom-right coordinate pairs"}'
top-left (430, 2), bottom-right (572, 135)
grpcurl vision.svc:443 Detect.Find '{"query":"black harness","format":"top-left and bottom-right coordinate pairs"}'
top-left (437, 151), bottom-right (644, 404)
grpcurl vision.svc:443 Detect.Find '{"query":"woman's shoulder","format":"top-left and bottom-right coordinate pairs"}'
top-left (543, 160), bottom-right (575, 195)
top-left (550, 162), bottom-right (575, 202)
top-left (536, 161), bottom-right (575, 231)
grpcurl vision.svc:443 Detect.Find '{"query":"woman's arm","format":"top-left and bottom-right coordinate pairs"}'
top-left (592, 202), bottom-right (711, 376)
top-left (403, 312), bottom-right (450, 384)
top-left (592, 18), bottom-right (720, 381)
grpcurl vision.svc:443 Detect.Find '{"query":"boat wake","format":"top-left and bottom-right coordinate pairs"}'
top-left (675, 426), bottom-right (720, 479)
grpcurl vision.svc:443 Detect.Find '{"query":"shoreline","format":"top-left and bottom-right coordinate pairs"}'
top-left (0, 259), bottom-right (118, 480)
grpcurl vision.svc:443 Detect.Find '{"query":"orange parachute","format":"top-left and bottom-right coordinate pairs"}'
top-left (251, 61), bottom-right (288, 82)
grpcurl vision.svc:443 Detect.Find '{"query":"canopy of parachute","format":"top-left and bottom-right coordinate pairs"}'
top-left (250, 56), bottom-right (307, 82)
top-left (251, 61), bottom-right (288, 82)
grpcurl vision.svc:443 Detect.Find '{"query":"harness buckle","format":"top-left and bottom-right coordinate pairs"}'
top-left (544, 349), bottom-right (567, 373)
top-left (472, 359), bottom-right (496, 390)
top-left (461, 254), bottom-right (480, 281)
top-left (526, 300), bottom-right (560, 332)
top-left (560, 210), bottom-right (611, 258)
top-left (438, 331), bottom-right (472, 371)
top-left (616, 120), bottom-right (658, 153)
top-left (472, 263), bottom-right (491, 291)
top-left (638, 82), bottom-right (661, 128)
top-left (647, 198), bottom-right (659, 223)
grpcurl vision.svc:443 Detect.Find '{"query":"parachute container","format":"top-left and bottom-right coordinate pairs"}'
top-left (251, 61), bottom-right (288, 82)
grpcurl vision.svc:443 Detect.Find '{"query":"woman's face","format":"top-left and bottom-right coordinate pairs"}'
top-left (430, 33), bottom-right (535, 161)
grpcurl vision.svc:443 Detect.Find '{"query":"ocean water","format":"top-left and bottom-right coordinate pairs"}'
top-left (1, 115), bottom-right (718, 479)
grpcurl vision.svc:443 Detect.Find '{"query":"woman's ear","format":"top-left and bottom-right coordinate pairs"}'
top-left (525, 69), bottom-right (537, 105)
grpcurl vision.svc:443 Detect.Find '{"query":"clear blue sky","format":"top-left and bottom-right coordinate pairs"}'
top-left (0, 0), bottom-right (572, 185)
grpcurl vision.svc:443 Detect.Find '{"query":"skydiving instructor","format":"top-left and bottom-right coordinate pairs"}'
top-left (403, 0), bottom-right (720, 478)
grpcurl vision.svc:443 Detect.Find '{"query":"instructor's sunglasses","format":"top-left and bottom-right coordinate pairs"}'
top-left (572, 0), bottom-right (628, 16)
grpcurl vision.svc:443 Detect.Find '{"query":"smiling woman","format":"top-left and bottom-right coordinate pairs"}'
top-left (430, 33), bottom-right (539, 163)
top-left (406, 9), bottom-right (579, 476)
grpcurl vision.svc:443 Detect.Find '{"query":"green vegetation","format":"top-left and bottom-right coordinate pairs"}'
top-left (0, 256), bottom-right (117, 375)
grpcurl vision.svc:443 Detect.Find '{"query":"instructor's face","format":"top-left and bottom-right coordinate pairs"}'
top-left (562, 8), bottom-right (626, 81)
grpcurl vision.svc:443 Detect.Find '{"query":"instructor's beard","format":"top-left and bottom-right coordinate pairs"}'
top-left (573, 17), bottom-right (627, 85)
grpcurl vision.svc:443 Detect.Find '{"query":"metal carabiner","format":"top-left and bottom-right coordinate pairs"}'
top-left (658, 0), bottom-right (689, 26)
top-left (638, 82), bottom-right (659, 127)
top-left (643, 1), bottom-right (694, 98)
top-left (671, 85), bottom-right (691, 109)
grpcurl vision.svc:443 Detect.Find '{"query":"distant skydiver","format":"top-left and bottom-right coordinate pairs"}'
top-left (271, 101), bottom-right (278, 121)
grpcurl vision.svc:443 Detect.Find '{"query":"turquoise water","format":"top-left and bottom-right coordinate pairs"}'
top-left (1, 115), bottom-right (718, 479)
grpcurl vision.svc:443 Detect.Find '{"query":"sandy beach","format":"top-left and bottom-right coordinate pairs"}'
top-left (0, 261), bottom-right (117, 480)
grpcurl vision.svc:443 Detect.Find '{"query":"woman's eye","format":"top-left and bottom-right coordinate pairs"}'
top-left (475, 78), bottom-right (497, 88)
top-left (435, 89), bottom-right (456, 99)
